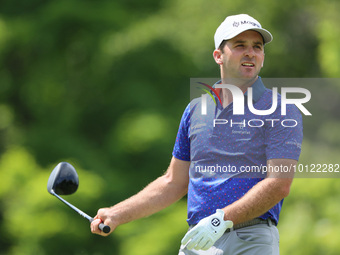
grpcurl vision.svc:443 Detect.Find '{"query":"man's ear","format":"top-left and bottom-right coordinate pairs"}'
top-left (213, 49), bottom-right (223, 65)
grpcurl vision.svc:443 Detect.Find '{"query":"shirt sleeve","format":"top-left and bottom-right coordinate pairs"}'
top-left (172, 103), bottom-right (191, 161)
top-left (265, 104), bottom-right (303, 161)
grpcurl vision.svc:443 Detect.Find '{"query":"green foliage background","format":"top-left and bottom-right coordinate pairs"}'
top-left (0, 0), bottom-right (339, 254)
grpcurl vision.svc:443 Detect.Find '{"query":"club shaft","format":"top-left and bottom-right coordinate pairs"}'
top-left (51, 190), bottom-right (111, 233)
top-left (53, 192), bottom-right (93, 222)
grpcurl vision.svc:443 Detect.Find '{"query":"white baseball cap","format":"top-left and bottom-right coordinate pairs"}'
top-left (214, 14), bottom-right (273, 49)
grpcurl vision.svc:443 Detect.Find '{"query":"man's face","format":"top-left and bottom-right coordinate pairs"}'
top-left (214, 30), bottom-right (265, 84)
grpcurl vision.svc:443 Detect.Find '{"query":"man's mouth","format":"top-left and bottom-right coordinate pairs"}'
top-left (241, 63), bottom-right (255, 67)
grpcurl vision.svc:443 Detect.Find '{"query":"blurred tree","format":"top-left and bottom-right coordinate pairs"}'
top-left (0, 0), bottom-right (339, 254)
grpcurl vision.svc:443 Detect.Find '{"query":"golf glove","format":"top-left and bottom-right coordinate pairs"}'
top-left (181, 209), bottom-right (233, 251)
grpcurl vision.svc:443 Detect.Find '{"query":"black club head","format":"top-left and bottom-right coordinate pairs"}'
top-left (47, 162), bottom-right (79, 195)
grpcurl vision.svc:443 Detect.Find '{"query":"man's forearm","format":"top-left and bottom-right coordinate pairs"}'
top-left (222, 158), bottom-right (296, 225)
top-left (107, 173), bottom-right (188, 226)
top-left (91, 157), bottom-right (189, 235)
top-left (222, 177), bottom-right (292, 225)
top-left (93, 157), bottom-right (190, 232)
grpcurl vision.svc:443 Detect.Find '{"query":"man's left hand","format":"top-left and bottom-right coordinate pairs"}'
top-left (181, 209), bottom-right (233, 250)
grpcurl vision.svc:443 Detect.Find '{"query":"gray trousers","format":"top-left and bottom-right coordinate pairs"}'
top-left (178, 221), bottom-right (280, 255)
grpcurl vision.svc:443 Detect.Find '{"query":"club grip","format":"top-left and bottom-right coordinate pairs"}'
top-left (99, 223), bottom-right (111, 233)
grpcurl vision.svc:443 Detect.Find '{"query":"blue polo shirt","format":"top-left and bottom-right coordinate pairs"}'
top-left (173, 77), bottom-right (303, 225)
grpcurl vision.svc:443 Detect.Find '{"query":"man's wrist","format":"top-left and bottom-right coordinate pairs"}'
top-left (219, 208), bottom-right (232, 222)
top-left (215, 209), bottom-right (233, 230)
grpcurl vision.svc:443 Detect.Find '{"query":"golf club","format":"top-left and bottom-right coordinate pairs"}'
top-left (47, 162), bottom-right (111, 234)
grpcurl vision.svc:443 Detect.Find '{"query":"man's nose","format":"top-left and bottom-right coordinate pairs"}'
top-left (244, 46), bottom-right (255, 58)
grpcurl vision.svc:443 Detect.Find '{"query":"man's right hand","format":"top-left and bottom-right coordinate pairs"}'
top-left (90, 207), bottom-right (117, 236)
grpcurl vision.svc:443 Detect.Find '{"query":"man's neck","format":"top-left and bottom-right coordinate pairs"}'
top-left (220, 76), bottom-right (258, 108)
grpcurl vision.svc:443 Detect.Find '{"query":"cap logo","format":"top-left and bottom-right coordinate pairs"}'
top-left (233, 21), bottom-right (240, 27)
top-left (240, 20), bottom-right (260, 28)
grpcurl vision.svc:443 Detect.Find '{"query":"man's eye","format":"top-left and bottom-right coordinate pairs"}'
top-left (236, 44), bottom-right (244, 48)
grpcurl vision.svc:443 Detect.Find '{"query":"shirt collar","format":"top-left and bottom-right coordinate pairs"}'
top-left (213, 76), bottom-right (266, 103)
top-left (244, 77), bottom-right (266, 102)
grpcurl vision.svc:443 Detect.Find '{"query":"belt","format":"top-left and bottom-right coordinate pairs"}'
top-left (225, 218), bottom-right (276, 233)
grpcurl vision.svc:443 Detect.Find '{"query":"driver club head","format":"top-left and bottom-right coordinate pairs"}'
top-left (47, 162), bottom-right (79, 195)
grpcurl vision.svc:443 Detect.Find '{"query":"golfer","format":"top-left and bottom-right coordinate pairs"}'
top-left (91, 14), bottom-right (303, 255)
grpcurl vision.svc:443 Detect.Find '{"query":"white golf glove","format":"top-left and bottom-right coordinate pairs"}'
top-left (181, 209), bottom-right (233, 251)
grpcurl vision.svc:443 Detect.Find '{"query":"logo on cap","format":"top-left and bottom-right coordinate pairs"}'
top-left (233, 21), bottom-right (240, 27)
top-left (240, 20), bottom-right (260, 28)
